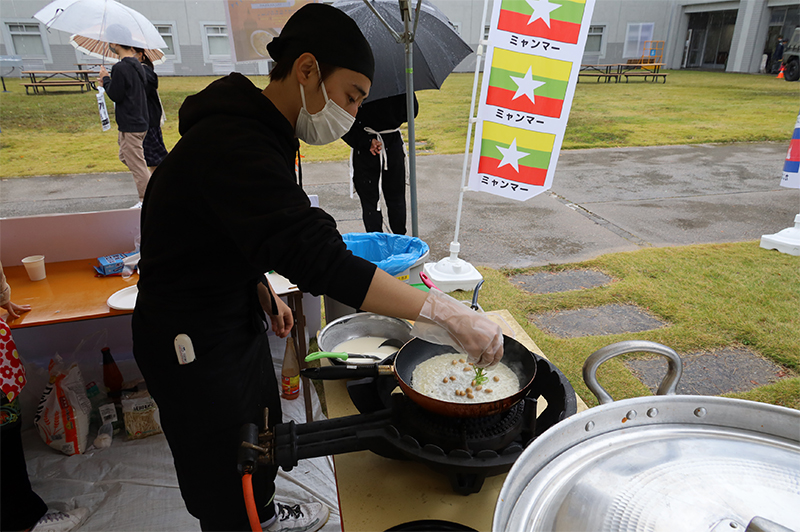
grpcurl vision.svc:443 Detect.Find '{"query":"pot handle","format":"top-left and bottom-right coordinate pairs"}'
top-left (583, 340), bottom-right (683, 405)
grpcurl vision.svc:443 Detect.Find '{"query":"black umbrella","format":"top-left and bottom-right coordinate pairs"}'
top-left (333, 0), bottom-right (472, 102)
top-left (333, 0), bottom-right (473, 236)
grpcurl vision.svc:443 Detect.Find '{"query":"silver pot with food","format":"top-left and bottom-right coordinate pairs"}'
top-left (317, 312), bottom-right (413, 365)
top-left (493, 340), bottom-right (800, 532)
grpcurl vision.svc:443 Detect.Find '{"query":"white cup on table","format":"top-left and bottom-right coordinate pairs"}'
top-left (21, 255), bottom-right (46, 281)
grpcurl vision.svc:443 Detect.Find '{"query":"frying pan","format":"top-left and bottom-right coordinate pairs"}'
top-left (302, 335), bottom-right (538, 418)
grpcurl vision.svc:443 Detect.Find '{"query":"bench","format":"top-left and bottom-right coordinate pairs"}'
top-left (621, 72), bottom-right (669, 83)
top-left (23, 80), bottom-right (91, 94)
top-left (577, 72), bottom-right (619, 83)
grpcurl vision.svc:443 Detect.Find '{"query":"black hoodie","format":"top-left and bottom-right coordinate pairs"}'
top-left (102, 56), bottom-right (148, 132)
top-left (136, 73), bottom-right (376, 323)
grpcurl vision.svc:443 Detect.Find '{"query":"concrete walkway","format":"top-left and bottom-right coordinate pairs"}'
top-left (1, 142), bottom-right (796, 269)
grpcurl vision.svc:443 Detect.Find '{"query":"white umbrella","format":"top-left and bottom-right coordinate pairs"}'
top-left (34, 0), bottom-right (167, 51)
top-left (70, 34), bottom-right (166, 65)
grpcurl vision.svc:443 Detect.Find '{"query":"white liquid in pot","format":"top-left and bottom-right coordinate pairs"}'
top-left (411, 354), bottom-right (520, 403)
top-left (332, 336), bottom-right (400, 358)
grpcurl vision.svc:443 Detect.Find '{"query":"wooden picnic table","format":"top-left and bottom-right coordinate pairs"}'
top-left (578, 63), bottom-right (620, 83)
top-left (22, 69), bottom-right (98, 94)
top-left (579, 62), bottom-right (667, 83)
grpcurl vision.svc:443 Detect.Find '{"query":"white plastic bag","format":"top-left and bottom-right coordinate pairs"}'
top-left (34, 355), bottom-right (91, 456)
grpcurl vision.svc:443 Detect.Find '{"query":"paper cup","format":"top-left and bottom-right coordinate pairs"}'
top-left (21, 255), bottom-right (46, 281)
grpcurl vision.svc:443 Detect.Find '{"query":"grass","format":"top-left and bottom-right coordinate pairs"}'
top-left (448, 242), bottom-right (800, 410)
top-left (2, 69), bottom-right (798, 411)
top-left (1, 70), bottom-right (798, 177)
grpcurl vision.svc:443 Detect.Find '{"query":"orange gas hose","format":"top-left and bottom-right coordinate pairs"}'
top-left (242, 473), bottom-right (262, 532)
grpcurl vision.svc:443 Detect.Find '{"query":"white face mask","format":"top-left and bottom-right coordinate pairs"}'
top-left (296, 66), bottom-right (355, 145)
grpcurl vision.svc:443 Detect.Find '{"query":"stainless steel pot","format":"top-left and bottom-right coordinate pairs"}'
top-left (493, 340), bottom-right (800, 532)
top-left (317, 312), bottom-right (413, 365)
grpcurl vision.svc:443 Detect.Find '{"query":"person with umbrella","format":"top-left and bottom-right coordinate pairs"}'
top-left (132, 3), bottom-right (503, 532)
top-left (96, 24), bottom-right (150, 208)
top-left (342, 92), bottom-right (418, 235)
top-left (134, 47), bottom-right (169, 173)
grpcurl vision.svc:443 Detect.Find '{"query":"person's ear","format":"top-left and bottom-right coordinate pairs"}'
top-left (295, 53), bottom-right (318, 87)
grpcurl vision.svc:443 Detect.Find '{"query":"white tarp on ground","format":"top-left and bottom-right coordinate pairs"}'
top-left (21, 334), bottom-right (340, 531)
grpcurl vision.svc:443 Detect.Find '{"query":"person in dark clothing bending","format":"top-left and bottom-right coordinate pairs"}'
top-left (97, 25), bottom-right (149, 208)
top-left (133, 4), bottom-right (504, 532)
top-left (342, 93), bottom-right (418, 234)
top-left (134, 48), bottom-right (169, 173)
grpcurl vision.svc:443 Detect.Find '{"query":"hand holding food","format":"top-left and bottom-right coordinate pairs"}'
top-left (410, 288), bottom-right (503, 367)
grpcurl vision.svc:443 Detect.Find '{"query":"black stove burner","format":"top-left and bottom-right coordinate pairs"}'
top-left (264, 354), bottom-right (576, 495)
top-left (399, 397), bottom-right (526, 453)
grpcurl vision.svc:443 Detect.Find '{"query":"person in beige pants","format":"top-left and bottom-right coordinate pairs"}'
top-left (97, 24), bottom-right (150, 208)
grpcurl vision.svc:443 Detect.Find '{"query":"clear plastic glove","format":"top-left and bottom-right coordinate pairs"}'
top-left (410, 289), bottom-right (504, 367)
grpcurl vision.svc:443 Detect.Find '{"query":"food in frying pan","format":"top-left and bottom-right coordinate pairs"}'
top-left (411, 354), bottom-right (520, 403)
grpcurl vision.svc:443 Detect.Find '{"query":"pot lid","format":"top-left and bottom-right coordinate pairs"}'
top-left (493, 395), bottom-right (800, 532)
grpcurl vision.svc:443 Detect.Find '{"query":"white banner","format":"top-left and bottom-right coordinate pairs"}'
top-left (469, 0), bottom-right (596, 201)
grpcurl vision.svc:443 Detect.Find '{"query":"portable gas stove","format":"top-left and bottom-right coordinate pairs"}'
top-left (241, 354), bottom-right (577, 494)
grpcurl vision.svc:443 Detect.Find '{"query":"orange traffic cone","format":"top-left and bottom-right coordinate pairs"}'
top-left (777, 64), bottom-right (785, 79)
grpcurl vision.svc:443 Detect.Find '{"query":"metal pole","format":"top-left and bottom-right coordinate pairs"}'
top-left (400, 0), bottom-right (419, 237)
top-left (453, 0), bottom-right (490, 246)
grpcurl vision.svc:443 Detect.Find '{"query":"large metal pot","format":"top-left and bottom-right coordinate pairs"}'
top-left (303, 334), bottom-right (538, 417)
top-left (493, 340), bottom-right (800, 532)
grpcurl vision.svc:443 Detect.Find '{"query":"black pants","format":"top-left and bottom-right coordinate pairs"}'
top-left (352, 133), bottom-right (407, 235)
top-left (133, 298), bottom-right (282, 531)
top-left (0, 396), bottom-right (48, 531)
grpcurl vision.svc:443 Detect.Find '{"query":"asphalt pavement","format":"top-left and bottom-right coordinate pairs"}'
top-left (1, 142), bottom-right (797, 269)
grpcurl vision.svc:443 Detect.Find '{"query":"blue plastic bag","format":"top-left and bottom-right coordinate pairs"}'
top-left (343, 233), bottom-right (429, 277)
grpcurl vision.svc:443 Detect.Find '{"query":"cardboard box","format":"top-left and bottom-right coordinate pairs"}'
top-left (94, 251), bottom-right (137, 276)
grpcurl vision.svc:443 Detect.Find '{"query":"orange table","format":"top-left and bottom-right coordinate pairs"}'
top-left (1, 259), bottom-right (136, 327)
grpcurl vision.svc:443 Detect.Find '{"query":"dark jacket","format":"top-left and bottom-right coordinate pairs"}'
top-left (342, 93), bottom-right (419, 153)
top-left (136, 73), bottom-right (376, 321)
top-left (142, 64), bottom-right (162, 129)
top-left (102, 56), bottom-right (148, 132)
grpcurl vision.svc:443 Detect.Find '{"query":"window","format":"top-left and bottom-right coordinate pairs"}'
top-left (623, 23), bottom-right (655, 58)
top-left (585, 25), bottom-right (605, 54)
top-left (156, 24), bottom-right (176, 57)
top-left (203, 24), bottom-right (231, 60)
top-left (5, 22), bottom-right (47, 58)
top-left (484, 24), bottom-right (491, 40)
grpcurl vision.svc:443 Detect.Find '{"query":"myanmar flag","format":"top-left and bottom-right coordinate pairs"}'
top-left (497, 0), bottom-right (586, 45)
top-left (477, 121), bottom-right (556, 186)
top-left (486, 48), bottom-right (572, 118)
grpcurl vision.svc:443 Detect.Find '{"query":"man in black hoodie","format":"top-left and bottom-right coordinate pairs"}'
top-left (98, 25), bottom-right (149, 208)
top-left (133, 4), bottom-right (503, 532)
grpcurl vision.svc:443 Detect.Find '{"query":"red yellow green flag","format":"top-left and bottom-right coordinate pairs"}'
top-left (497, 0), bottom-right (587, 45)
top-left (486, 48), bottom-right (572, 118)
top-left (476, 121), bottom-right (556, 186)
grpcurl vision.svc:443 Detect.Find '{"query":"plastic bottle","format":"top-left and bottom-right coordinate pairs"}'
top-left (94, 421), bottom-right (113, 449)
top-left (102, 347), bottom-right (124, 404)
top-left (281, 337), bottom-right (300, 400)
top-left (85, 381), bottom-right (104, 429)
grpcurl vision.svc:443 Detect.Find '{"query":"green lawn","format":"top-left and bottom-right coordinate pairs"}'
top-left (0, 70), bottom-right (797, 177)
top-left (1, 69), bottom-right (798, 410)
top-left (456, 243), bottom-right (800, 410)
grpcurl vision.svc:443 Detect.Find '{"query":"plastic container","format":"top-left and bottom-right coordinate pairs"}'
top-left (342, 233), bottom-right (429, 283)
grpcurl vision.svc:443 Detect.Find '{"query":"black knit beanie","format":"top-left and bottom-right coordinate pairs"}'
top-left (266, 3), bottom-right (374, 82)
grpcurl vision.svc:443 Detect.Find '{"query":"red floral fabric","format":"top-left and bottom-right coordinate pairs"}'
top-left (0, 318), bottom-right (26, 401)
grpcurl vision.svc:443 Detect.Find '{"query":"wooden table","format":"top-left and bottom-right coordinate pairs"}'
top-left (21, 69), bottom-right (97, 94)
top-left (1, 259), bottom-right (136, 327)
top-left (325, 310), bottom-right (588, 532)
top-left (579, 62), bottom-right (667, 83)
top-left (578, 63), bottom-right (620, 82)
